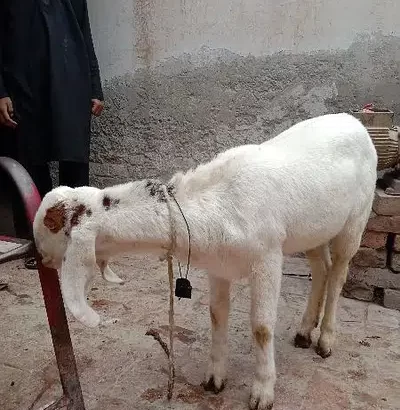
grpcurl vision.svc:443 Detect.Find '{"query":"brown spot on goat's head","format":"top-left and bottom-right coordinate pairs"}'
top-left (44, 200), bottom-right (89, 236)
top-left (43, 202), bottom-right (67, 233)
top-left (254, 325), bottom-right (270, 348)
top-left (70, 204), bottom-right (86, 227)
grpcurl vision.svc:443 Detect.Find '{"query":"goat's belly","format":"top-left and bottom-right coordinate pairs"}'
top-left (282, 217), bottom-right (347, 255)
top-left (283, 233), bottom-right (334, 255)
top-left (191, 250), bottom-right (251, 281)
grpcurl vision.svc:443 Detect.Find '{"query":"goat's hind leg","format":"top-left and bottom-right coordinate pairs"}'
top-left (203, 275), bottom-right (231, 394)
top-left (317, 224), bottom-right (364, 358)
top-left (295, 244), bottom-right (331, 348)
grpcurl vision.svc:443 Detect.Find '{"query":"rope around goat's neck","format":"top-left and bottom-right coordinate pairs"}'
top-left (162, 185), bottom-right (192, 279)
top-left (162, 185), bottom-right (177, 400)
top-left (161, 184), bottom-right (192, 400)
top-left (167, 252), bottom-right (175, 399)
top-left (169, 194), bottom-right (192, 280)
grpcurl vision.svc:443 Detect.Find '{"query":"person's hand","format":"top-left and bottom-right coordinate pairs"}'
top-left (0, 97), bottom-right (17, 128)
top-left (91, 99), bottom-right (104, 117)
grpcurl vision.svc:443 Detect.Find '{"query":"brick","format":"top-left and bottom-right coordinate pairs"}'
top-left (367, 212), bottom-right (400, 234)
top-left (360, 231), bottom-right (387, 249)
top-left (347, 266), bottom-right (400, 290)
top-left (390, 252), bottom-right (400, 272)
top-left (352, 247), bottom-right (386, 268)
top-left (372, 188), bottom-right (400, 216)
top-left (383, 289), bottom-right (400, 311)
top-left (394, 235), bottom-right (400, 252)
top-left (342, 282), bottom-right (374, 302)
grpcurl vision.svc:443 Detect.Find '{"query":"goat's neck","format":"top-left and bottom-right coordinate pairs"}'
top-left (98, 196), bottom-right (191, 261)
top-left (98, 179), bottom-right (215, 263)
top-left (128, 196), bottom-right (195, 262)
top-left (165, 197), bottom-right (194, 261)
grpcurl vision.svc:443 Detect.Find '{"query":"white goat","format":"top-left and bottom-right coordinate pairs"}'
top-left (33, 113), bottom-right (377, 410)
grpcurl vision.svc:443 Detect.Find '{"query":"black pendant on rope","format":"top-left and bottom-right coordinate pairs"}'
top-left (175, 278), bottom-right (192, 299)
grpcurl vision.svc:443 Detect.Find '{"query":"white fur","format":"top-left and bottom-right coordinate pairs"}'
top-left (33, 113), bottom-right (377, 410)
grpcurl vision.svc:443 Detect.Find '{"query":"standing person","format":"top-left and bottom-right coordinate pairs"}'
top-left (0, 0), bottom-right (104, 268)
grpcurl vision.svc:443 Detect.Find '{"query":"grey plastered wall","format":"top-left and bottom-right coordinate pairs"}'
top-left (87, 0), bottom-right (400, 187)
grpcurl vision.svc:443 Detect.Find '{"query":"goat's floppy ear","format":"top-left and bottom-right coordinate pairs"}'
top-left (43, 202), bottom-right (67, 234)
top-left (60, 229), bottom-right (100, 327)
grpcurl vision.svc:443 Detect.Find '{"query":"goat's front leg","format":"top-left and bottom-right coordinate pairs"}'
top-left (249, 253), bottom-right (282, 410)
top-left (203, 275), bottom-right (231, 394)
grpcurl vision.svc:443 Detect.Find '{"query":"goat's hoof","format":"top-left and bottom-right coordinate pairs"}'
top-left (294, 333), bottom-right (312, 349)
top-left (249, 395), bottom-right (274, 410)
top-left (316, 343), bottom-right (332, 358)
top-left (249, 400), bottom-right (273, 410)
top-left (249, 380), bottom-right (274, 410)
top-left (202, 376), bottom-right (225, 394)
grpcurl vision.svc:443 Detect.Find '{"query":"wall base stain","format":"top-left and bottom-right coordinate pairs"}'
top-left (89, 35), bottom-right (400, 187)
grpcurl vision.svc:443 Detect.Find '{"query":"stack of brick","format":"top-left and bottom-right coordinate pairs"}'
top-left (344, 188), bottom-right (400, 310)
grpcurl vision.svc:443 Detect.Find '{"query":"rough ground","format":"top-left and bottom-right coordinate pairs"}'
top-left (1, 256), bottom-right (399, 410)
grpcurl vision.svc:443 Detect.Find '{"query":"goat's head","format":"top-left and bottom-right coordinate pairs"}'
top-left (34, 186), bottom-right (79, 269)
top-left (34, 186), bottom-right (101, 327)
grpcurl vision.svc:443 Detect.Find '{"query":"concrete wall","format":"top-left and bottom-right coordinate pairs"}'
top-left (87, 0), bottom-right (400, 187)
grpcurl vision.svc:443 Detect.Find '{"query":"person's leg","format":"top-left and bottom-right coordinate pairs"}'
top-left (59, 161), bottom-right (89, 187)
top-left (0, 126), bottom-right (19, 235)
top-left (25, 163), bottom-right (53, 199)
top-left (14, 162), bottom-right (53, 269)
top-left (0, 160), bottom-right (53, 269)
top-left (0, 124), bottom-right (52, 238)
top-left (12, 162), bottom-right (52, 239)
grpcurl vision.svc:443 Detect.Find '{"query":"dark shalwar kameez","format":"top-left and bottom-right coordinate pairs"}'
top-left (0, 0), bottom-right (103, 238)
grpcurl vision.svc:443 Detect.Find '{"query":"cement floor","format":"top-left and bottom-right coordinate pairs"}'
top-left (1, 256), bottom-right (399, 410)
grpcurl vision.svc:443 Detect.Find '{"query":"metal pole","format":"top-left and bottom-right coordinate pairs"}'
top-left (0, 157), bottom-right (86, 410)
top-left (36, 254), bottom-right (86, 410)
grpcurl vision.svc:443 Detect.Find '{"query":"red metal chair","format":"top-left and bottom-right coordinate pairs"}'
top-left (0, 156), bottom-right (86, 410)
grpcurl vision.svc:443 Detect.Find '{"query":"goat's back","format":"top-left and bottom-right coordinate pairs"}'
top-left (181, 113), bottom-right (377, 255)
top-left (258, 113), bottom-right (376, 252)
top-left (265, 112), bottom-right (375, 162)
